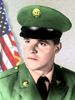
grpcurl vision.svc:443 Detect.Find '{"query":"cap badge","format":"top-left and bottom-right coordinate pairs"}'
top-left (32, 8), bottom-right (41, 17)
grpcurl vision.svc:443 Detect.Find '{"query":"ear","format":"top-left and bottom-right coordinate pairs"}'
top-left (55, 42), bottom-right (62, 54)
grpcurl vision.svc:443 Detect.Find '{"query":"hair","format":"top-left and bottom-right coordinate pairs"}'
top-left (52, 38), bottom-right (61, 44)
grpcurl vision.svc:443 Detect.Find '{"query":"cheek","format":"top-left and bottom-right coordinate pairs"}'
top-left (22, 46), bottom-right (29, 58)
top-left (39, 47), bottom-right (56, 61)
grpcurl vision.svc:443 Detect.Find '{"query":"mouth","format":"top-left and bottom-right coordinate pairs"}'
top-left (27, 57), bottom-right (37, 60)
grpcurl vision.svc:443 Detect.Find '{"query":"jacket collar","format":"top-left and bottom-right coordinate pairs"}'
top-left (17, 63), bottom-right (67, 88)
top-left (47, 64), bottom-right (68, 100)
top-left (14, 63), bottom-right (42, 100)
top-left (14, 63), bottom-right (68, 100)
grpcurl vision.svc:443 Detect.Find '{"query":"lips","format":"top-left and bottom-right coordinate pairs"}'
top-left (27, 57), bottom-right (37, 60)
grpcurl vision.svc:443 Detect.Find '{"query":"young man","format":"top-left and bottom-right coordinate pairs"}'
top-left (0, 5), bottom-right (75, 100)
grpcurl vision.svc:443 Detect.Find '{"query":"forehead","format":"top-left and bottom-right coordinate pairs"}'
top-left (24, 38), bottom-right (45, 40)
top-left (24, 38), bottom-right (53, 43)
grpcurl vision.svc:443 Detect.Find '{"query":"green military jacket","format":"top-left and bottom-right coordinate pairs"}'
top-left (0, 63), bottom-right (75, 100)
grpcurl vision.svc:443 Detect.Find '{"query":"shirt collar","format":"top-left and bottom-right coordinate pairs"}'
top-left (28, 67), bottom-right (54, 83)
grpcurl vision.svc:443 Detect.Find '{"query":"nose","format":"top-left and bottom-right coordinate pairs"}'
top-left (29, 44), bottom-right (38, 54)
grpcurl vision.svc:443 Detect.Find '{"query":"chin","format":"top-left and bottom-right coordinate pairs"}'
top-left (26, 63), bottom-right (41, 70)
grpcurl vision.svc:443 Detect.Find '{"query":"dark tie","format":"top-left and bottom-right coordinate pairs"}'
top-left (36, 76), bottom-right (50, 100)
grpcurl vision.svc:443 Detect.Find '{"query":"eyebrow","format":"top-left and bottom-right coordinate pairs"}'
top-left (38, 39), bottom-right (50, 44)
top-left (24, 38), bottom-right (51, 44)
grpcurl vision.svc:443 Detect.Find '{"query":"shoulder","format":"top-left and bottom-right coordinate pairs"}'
top-left (62, 67), bottom-right (75, 75)
top-left (0, 65), bottom-right (21, 98)
top-left (62, 66), bottom-right (75, 82)
top-left (0, 63), bottom-right (25, 80)
top-left (55, 63), bottom-right (75, 75)
top-left (0, 65), bottom-right (19, 79)
top-left (55, 64), bottom-right (75, 84)
top-left (0, 66), bottom-right (18, 93)
top-left (0, 63), bottom-right (26, 94)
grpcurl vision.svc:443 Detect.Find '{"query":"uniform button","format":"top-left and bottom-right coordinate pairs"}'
top-left (23, 80), bottom-right (29, 87)
top-left (14, 66), bottom-right (18, 70)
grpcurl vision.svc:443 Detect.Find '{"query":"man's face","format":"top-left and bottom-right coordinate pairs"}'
top-left (22, 38), bottom-right (61, 72)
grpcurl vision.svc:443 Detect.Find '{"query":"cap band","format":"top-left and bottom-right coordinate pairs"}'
top-left (20, 26), bottom-right (62, 39)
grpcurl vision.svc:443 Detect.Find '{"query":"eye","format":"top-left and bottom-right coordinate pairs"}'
top-left (24, 39), bottom-right (30, 43)
top-left (39, 42), bottom-right (47, 47)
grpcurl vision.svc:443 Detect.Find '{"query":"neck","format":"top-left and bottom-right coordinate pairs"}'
top-left (30, 63), bottom-right (54, 76)
top-left (28, 64), bottom-right (54, 83)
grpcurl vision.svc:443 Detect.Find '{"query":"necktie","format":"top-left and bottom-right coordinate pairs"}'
top-left (36, 76), bottom-right (50, 100)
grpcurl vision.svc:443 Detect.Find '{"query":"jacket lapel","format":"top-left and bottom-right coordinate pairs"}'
top-left (14, 63), bottom-right (42, 100)
top-left (47, 64), bottom-right (68, 100)
top-left (14, 63), bottom-right (68, 100)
